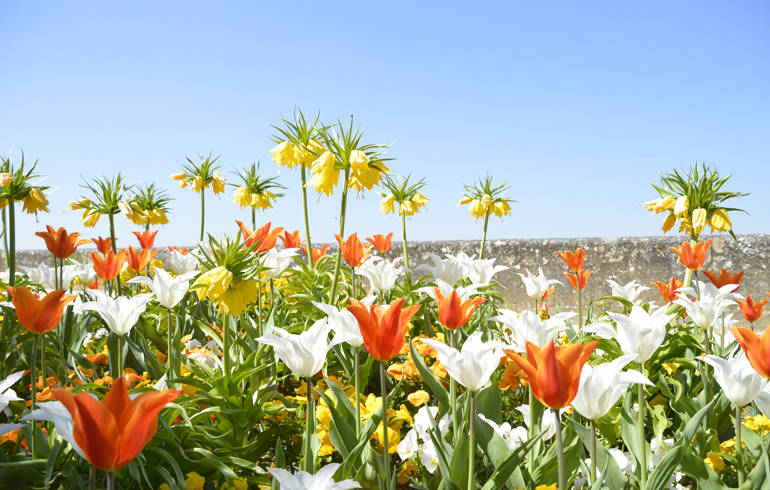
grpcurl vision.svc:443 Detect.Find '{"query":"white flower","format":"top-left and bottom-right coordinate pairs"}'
top-left (518, 268), bottom-right (561, 301)
top-left (419, 332), bottom-right (504, 391)
top-left (417, 279), bottom-right (481, 302)
top-left (23, 264), bottom-right (57, 291)
top-left (76, 289), bottom-right (154, 336)
top-left (20, 401), bottom-right (83, 457)
top-left (267, 463), bottom-right (360, 490)
top-left (699, 353), bottom-right (766, 407)
top-left (0, 371), bottom-right (24, 411)
top-left (608, 448), bottom-right (636, 477)
top-left (587, 306), bottom-right (675, 363)
top-left (650, 437), bottom-right (675, 469)
top-left (257, 319), bottom-right (335, 378)
top-left (465, 257), bottom-right (508, 285)
top-left (477, 414), bottom-right (528, 452)
top-left (416, 252), bottom-right (467, 285)
top-left (355, 256), bottom-right (403, 294)
top-left (128, 268), bottom-right (196, 309)
top-left (166, 248), bottom-right (199, 275)
top-left (674, 281), bottom-right (739, 331)
top-left (572, 354), bottom-right (653, 420)
top-left (187, 349), bottom-right (219, 368)
top-left (754, 382), bottom-right (770, 417)
top-left (262, 247), bottom-right (299, 278)
top-left (397, 405), bottom-right (451, 474)
top-left (516, 404), bottom-right (564, 440)
top-left (72, 261), bottom-right (98, 291)
top-left (492, 309), bottom-right (575, 353)
top-left (606, 279), bottom-right (649, 304)
top-left (313, 300), bottom-right (373, 348)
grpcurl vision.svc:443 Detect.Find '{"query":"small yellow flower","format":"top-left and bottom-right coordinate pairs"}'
top-left (710, 208), bottom-right (731, 232)
top-left (219, 478), bottom-right (248, 490)
top-left (704, 452), bottom-right (725, 473)
top-left (379, 194), bottom-right (395, 214)
top-left (692, 207), bottom-right (707, 235)
top-left (212, 172), bottom-right (226, 194)
top-left (662, 362), bottom-right (680, 375)
top-left (661, 213), bottom-right (677, 233)
top-left (412, 192), bottom-right (429, 208)
top-left (407, 390), bottom-right (430, 407)
top-left (306, 151), bottom-right (339, 196)
top-left (233, 186), bottom-right (251, 207)
top-left (673, 195), bottom-right (689, 218)
top-left (22, 188), bottom-right (49, 215)
top-left (536, 485), bottom-right (558, 490)
top-left (720, 438), bottom-right (736, 455)
top-left (270, 141), bottom-right (298, 168)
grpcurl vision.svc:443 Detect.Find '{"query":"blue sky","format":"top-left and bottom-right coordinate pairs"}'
top-left (1, 1), bottom-right (768, 250)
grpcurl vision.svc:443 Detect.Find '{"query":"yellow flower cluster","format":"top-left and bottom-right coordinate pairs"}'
top-left (460, 193), bottom-right (511, 219)
top-left (743, 414), bottom-right (770, 436)
top-left (270, 140), bottom-right (325, 169)
top-left (2, 188), bottom-right (50, 216)
top-left (644, 195), bottom-right (731, 235)
top-left (193, 266), bottom-right (260, 317)
top-left (348, 149), bottom-right (389, 193)
top-left (233, 186), bottom-right (276, 210)
top-left (157, 472), bottom-right (247, 490)
top-left (380, 192), bottom-right (429, 216)
top-left (171, 172), bottom-right (226, 194)
top-left (118, 200), bottom-right (169, 226)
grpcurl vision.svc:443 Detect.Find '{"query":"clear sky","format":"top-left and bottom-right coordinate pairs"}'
top-left (1, 1), bottom-right (768, 250)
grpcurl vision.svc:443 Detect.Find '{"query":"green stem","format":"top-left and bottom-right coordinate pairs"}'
top-left (251, 207), bottom-right (256, 231)
top-left (115, 334), bottom-right (123, 378)
top-left (736, 405), bottom-right (744, 487)
top-left (109, 213), bottom-right (122, 296)
top-left (450, 331), bottom-right (458, 445)
top-left (577, 282), bottom-right (583, 332)
top-left (479, 210), bottom-right (490, 259)
top-left (638, 380), bottom-right (647, 489)
top-left (30, 334), bottom-right (38, 458)
top-left (401, 213), bottom-right (410, 282)
top-left (468, 390), bottom-right (476, 490)
top-left (40, 335), bottom-right (46, 385)
top-left (554, 409), bottom-right (565, 490)
top-left (199, 187), bottom-right (205, 242)
top-left (167, 307), bottom-right (175, 388)
top-left (380, 362), bottom-right (390, 489)
top-left (300, 166), bottom-right (314, 266)
top-left (1, 206), bottom-right (8, 271)
top-left (8, 198), bottom-right (15, 286)
top-left (590, 419), bottom-right (597, 486)
top-left (222, 312), bottom-right (231, 377)
top-left (304, 375), bottom-right (313, 472)
top-left (105, 471), bottom-right (115, 490)
top-left (329, 167), bottom-right (350, 302)
top-left (88, 466), bottom-right (95, 490)
top-left (257, 283), bottom-right (263, 334)
top-left (354, 347), bottom-right (361, 438)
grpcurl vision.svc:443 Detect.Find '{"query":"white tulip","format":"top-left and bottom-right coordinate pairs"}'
top-left (572, 354), bottom-right (653, 420)
top-left (128, 268), bottom-right (197, 309)
top-left (166, 248), bottom-right (199, 275)
top-left (312, 300), bottom-right (375, 348)
top-left (76, 289), bottom-right (154, 336)
top-left (355, 257), bottom-right (403, 294)
top-left (492, 309), bottom-right (575, 353)
top-left (465, 257), bottom-right (508, 285)
top-left (267, 463), bottom-right (360, 490)
top-left (0, 371), bottom-right (24, 411)
top-left (699, 353), bottom-right (766, 407)
top-left (397, 405), bottom-right (451, 474)
top-left (23, 264), bottom-right (58, 291)
top-left (262, 247), bottom-right (299, 278)
top-left (674, 281), bottom-right (739, 331)
top-left (516, 404), bottom-right (564, 440)
top-left (754, 382), bottom-right (770, 417)
top-left (587, 306), bottom-right (675, 363)
top-left (477, 414), bottom-right (528, 452)
top-left (417, 279), bottom-right (481, 302)
top-left (257, 319), bottom-right (335, 378)
top-left (518, 268), bottom-right (561, 301)
top-left (420, 332), bottom-right (504, 391)
top-left (606, 279), bottom-right (649, 304)
top-left (416, 252), bottom-right (467, 285)
top-left (20, 401), bottom-right (84, 457)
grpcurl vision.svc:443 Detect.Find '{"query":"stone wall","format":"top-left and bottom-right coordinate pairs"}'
top-left (14, 234), bottom-right (770, 310)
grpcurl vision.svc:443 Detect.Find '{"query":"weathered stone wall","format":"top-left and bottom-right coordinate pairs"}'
top-left (14, 234), bottom-right (770, 310)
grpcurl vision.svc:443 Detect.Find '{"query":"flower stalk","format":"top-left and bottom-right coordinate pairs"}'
top-left (380, 361), bottom-right (390, 489)
top-left (468, 390), bottom-right (476, 490)
top-left (329, 167), bottom-right (351, 302)
top-left (554, 408), bottom-right (565, 490)
top-left (300, 166), bottom-right (314, 266)
top-left (736, 406), bottom-right (744, 487)
top-left (638, 380), bottom-right (647, 489)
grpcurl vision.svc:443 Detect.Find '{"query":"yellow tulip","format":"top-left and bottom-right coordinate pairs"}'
top-left (233, 186), bottom-right (251, 207)
top-left (306, 151), bottom-right (339, 196)
top-left (22, 188), bottom-right (49, 215)
top-left (379, 194), bottom-right (395, 214)
top-left (710, 209), bottom-right (731, 232)
top-left (673, 195), bottom-right (689, 218)
top-left (270, 141), bottom-right (298, 168)
top-left (692, 207), bottom-right (707, 235)
top-left (212, 172), bottom-right (226, 194)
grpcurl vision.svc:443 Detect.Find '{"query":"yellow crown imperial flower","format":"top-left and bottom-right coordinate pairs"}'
top-left (492, 200), bottom-right (511, 217)
top-left (251, 191), bottom-right (275, 210)
top-left (22, 188), bottom-right (49, 215)
top-left (710, 208), bottom-right (731, 232)
top-left (379, 194), bottom-right (395, 214)
top-left (412, 192), bottom-right (429, 208)
top-left (691, 207), bottom-right (707, 235)
top-left (81, 209), bottom-right (101, 227)
top-left (469, 199), bottom-right (485, 219)
top-left (0, 172), bottom-right (13, 186)
top-left (481, 193), bottom-right (493, 210)
top-left (398, 199), bottom-right (416, 216)
top-left (644, 196), bottom-right (675, 214)
top-left (306, 151), bottom-right (340, 196)
top-left (169, 172), bottom-right (187, 181)
top-left (661, 212), bottom-right (677, 233)
top-left (212, 172), bottom-right (226, 194)
top-left (270, 141), bottom-right (298, 168)
top-left (233, 186), bottom-right (251, 207)
top-left (69, 198), bottom-right (90, 210)
top-left (673, 195), bottom-right (689, 218)
top-left (458, 197), bottom-right (473, 205)
top-left (192, 176), bottom-right (204, 193)
top-left (194, 266), bottom-right (234, 303)
top-left (348, 149), bottom-right (388, 193)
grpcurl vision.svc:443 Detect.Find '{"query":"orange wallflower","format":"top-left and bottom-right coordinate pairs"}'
top-left (53, 377), bottom-right (181, 471)
top-left (133, 230), bottom-right (158, 250)
top-left (6, 286), bottom-right (75, 335)
top-left (279, 229), bottom-right (302, 249)
top-left (564, 270), bottom-right (592, 290)
top-left (730, 325), bottom-right (770, 378)
top-left (366, 233), bottom-right (394, 254)
top-left (301, 244), bottom-right (329, 263)
top-left (703, 268), bottom-right (744, 290)
top-left (557, 248), bottom-right (585, 272)
top-left (671, 239), bottom-right (712, 270)
top-left (90, 249), bottom-right (128, 281)
top-left (499, 354), bottom-right (527, 391)
top-left (347, 297), bottom-right (420, 362)
top-left (434, 287), bottom-right (486, 330)
top-left (737, 295), bottom-right (768, 323)
top-left (334, 233), bottom-right (373, 268)
top-left (126, 246), bottom-right (159, 272)
top-left (35, 226), bottom-right (89, 259)
top-left (651, 276), bottom-right (683, 303)
top-left (236, 220), bottom-right (284, 253)
top-left (509, 340), bottom-right (597, 409)
top-left (92, 237), bottom-right (114, 255)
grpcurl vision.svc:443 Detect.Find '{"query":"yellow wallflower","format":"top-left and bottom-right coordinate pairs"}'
top-left (704, 452), bottom-right (725, 473)
top-left (270, 141), bottom-right (298, 168)
top-left (380, 194), bottom-right (395, 214)
top-left (220, 478), bottom-right (248, 490)
top-left (306, 151), bottom-right (339, 196)
top-left (536, 485), bottom-right (558, 490)
top-left (710, 208), bottom-right (731, 232)
top-left (22, 188), bottom-right (49, 215)
top-left (407, 390), bottom-right (430, 407)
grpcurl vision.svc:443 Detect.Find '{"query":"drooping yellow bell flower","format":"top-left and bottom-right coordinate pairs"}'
top-left (398, 199), bottom-right (416, 216)
top-left (348, 150), bottom-right (388, 193)
top-left (306, 151), bottom-right (340, 196)
top-left (492, 200), bottom-right (511, 217)
top-left (69, 198), bottom-right (90, 210)
top-left (644, 196), bottom-right (675, 214)
top-left (192, 176), bottom-right (204, 193)
top-left (458, 197), bottom-right (473, 205)
top-left (481, 193), bottom-right (493, 210)
top-left (469, 199), bottom-right (485, 219)
top-left (22, 188), bottom-right (49, 215)
top-left (691, 208), bottom-right (707, 235)
top-left (233, 186), bottom-right (251, 207)
top-left (673, 195), bottom-right (689, 218)
top-left (710, 209), bottom-right (731, 232)
top-left (80, 209), bottom-right (101, 227)
top-left (218, 279), bottom-right (260, 317)
top-left (270, 141), bottom-right (298, 168)
top-left (194, 266), bottom-right (234, 303)
top-left (250, 191), bottom-right (275, 210)
top-left (0, 173), bottom-right (13, 186)
top-left (661, 213), bottom-right (676, 233)
top-left (212, 172), bottom-right (226, 194)
top-left (412, 193), bottom-right (429, 208)
top-left (379, 194), bottom-right (395, 214)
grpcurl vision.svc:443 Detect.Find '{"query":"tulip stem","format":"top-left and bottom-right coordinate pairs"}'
top-left (251, 207), bottom-right (256, 231)
top-left (30, 334), bottom-right (38, 459)
top-left (449, 331), bottom-right (459, 445)
top-left (105, 471), bottom-right (115, 490)
top-left (199, 187), bottom-right (205, 242)
top-left (115, 334), bottom-right (123, 379)
top-left (554, 409), bottom-right (565, 490)
top-left (7, 198), bottom-right (15, 286)
top-left (638, 381), bottom-right (647, 489)
top-left (1, 207), bottom-right (8, 275)
top-left (329, 167), bottom-right (350, 303)
top-left (590, 419), bottom-right (597, 486)
top-left (577, 285), bottom-right (583, 332)
top-left (401, 213), bottom-right (410, 282)
top-left (167, 307), bottom-right (175, 389)
top-left (304, 375), bottom-right (314, 472)
top-left (300, 165), bottom-right (314, 266)
top-left (736, 406), bottom-right (744, 487)
top-left (479, 209), bottom-right (490, 259)
top-left (468, 390), bottom-right (476, 490)
top-left (380, 362), bottom-right (391, 489)
top-left (354, 347), bottom-right (361, 438)
top-left (88, 466), bottom-right (95, 490)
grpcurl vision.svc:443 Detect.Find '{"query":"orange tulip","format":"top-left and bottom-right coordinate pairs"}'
top-left (92, 237), bottom-right (114, 255)
top-left (730, 325), bottom-right (770, 378)
top-left (737, 295), bottom-right (768, 323)
top-left (557, 248), bottom-right (585, 272)
top-left (279, 229), bottom-right (302, 249)
top-left (301, 244), bottom-right (329, 263)
top-left (434, 287), bottom-right (486, 330)
top-left (126, 246), bottom-right (159, 272)
top-left (347, 297), bottom-right (421, 362)
top-left (91, 249), bottom-right (128, 281)
top-left (366, 233), bottom-right (394, 254)
top-left (564, 269), bottom-right (592, 290)
top-left (133, 230), bottom-right (158, 250)
top-left (651, 276), bottom-right (683, 303)
top-left (53, 377), bottom-right (181, 471)
top-left (670, 239), bottom-right (712, 270)
top-left (167, 246), bottom-right (189, 255)
top-left (334, 233), bottom-right (373, 268)
top-left (509, 340), bottom-right (598, 409)
top-left (35, 226), bottom-right (89, 259)
top-left (702, 268), bottom-right (744, 290)
top-left (236, 220), bottom-right (284, 253)
top-left (6, 286), bottom-right (75, 335)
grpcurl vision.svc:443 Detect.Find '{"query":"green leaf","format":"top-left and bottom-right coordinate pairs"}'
top-left (408, 340), bottom-right (449, 412)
